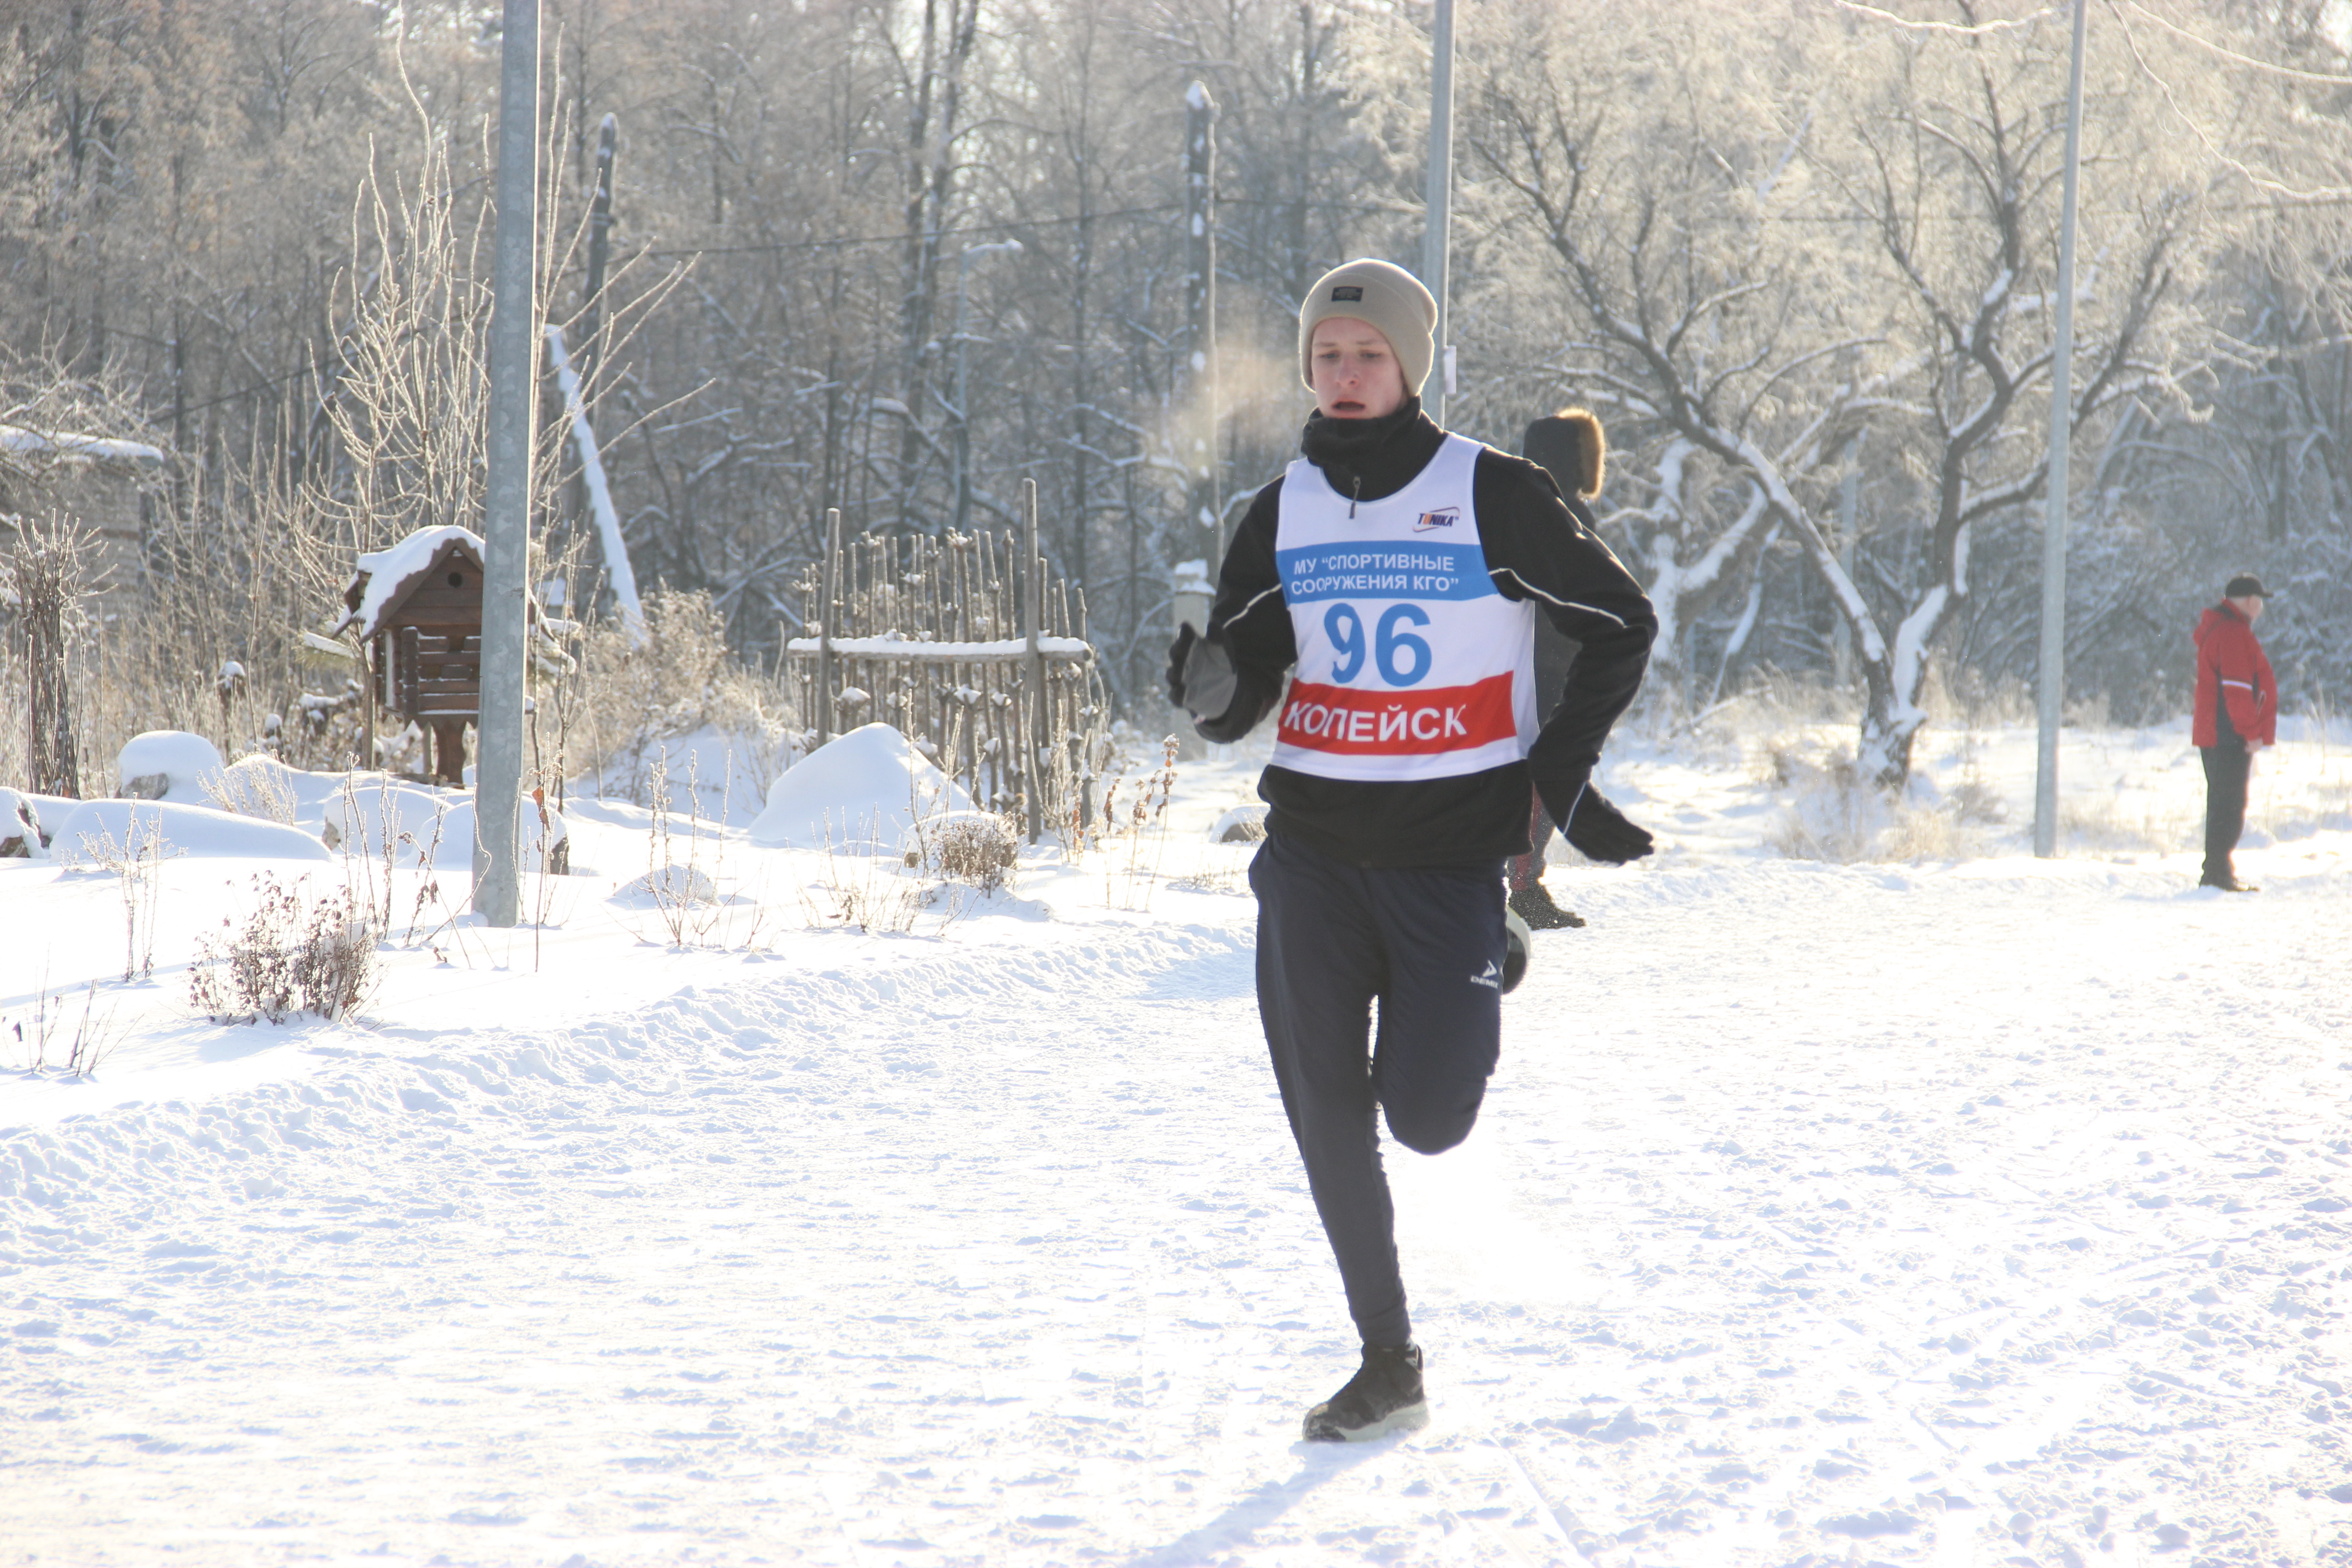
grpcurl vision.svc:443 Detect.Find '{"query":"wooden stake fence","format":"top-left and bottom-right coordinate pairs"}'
top-left (787, 504), bottom-right (1105, 839)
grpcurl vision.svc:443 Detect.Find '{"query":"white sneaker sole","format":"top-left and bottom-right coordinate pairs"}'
top-left (1302, 1397), bottom-right (1430, 1442)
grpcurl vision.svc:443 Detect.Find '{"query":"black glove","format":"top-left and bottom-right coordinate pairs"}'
top-left (1541, 772), bottom-right (1654, 864)
top-left (1166, 622), bottom-right (1237, 724)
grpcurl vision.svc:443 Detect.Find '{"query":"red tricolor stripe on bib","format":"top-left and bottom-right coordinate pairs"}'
top-left (1276, 673), bottom-right (1517, 756)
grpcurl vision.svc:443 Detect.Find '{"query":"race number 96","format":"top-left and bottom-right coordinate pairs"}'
top-left (1323, 603), bottom-right (1433, 686)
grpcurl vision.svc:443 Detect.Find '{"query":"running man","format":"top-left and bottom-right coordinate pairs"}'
top-left (1167, 259), bottom-right (1656, 1440)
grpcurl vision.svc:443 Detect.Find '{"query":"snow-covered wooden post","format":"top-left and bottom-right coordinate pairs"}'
top-left (579, 113), bottom-right (617, 389)
top-left (475, 0), bottom-right (540, 926)
top-left (816, 507), bottom-right (841, 749)
top-left (1024, 478), bottom-right (1044, 844)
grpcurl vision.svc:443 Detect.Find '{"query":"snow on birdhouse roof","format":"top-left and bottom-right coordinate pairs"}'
top-left (335, 524), bottom-right (487, 639)
top-left (0, 423), bottom-right (167, 468)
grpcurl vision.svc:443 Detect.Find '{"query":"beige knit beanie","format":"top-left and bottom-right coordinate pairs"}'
top-left (1297, 259), bottom-right (1437, 395)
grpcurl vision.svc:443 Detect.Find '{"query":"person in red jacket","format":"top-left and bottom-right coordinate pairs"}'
top-left (2191, 574), bottom-right (2277, 892)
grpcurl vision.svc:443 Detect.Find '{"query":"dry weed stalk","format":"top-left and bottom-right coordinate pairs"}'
top-left (643, 745), bottom-right (731, 947)
top-left (797, 820), bottom-right (928, 935)
top-left (5, 977), bottom-right (122, 1077)
top-left (1099, 735), bottom-right (1179, 911)
top-left (71, 809), bottom-right (181, 982)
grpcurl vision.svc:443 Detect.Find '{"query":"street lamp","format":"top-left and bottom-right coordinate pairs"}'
top-left (953, 239), bottom-right (1023, 534)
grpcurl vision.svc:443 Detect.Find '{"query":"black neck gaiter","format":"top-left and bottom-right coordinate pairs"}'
top-left (1299, 397), bottom-right (1446, 507)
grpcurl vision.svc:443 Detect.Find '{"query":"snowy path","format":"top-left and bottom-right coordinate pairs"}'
top-left (5, 856), bottom-right (2351, 1566)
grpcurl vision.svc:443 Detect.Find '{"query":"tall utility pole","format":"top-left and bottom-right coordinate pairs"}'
top-left (1023, 478), bottom-right (1044, 845)
top-left (1421, 0), bottom-right (1455, 428)
top-left (578, 113), bottom-right (617, 389)
top-left (475, 0), bottom-right (540, 926)
top-left (2034, 0), bottom-right (2087, 860)
top-left (1184, 82), bottom-right (1221, 566)
top-left (951, 239), bottom-right (1021, 535)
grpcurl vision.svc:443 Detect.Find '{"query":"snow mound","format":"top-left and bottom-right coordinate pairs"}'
top-left (116, 731), bottom-right (226, 803)
top-left (750, 723), bottom-right (974, 853)
top-left (1, 786), bottom-right (45, 858)
top-left (324, 783), bottom-right (567, 874)
top-left (613, 866), bottom-right (719, 906)
top-left (51, 799), bottom-right (333, 865)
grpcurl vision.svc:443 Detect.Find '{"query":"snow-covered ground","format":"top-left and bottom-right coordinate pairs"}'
top-left (4, 715), bottom-right (2349, 1567)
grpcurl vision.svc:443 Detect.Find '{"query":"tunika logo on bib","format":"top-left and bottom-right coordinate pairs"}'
top-left (1271, 433), bottom-right (1538, 783)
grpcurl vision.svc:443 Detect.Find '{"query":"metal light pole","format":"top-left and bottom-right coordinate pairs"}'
top-left (2034, 0), bottom-right (2087, 859)
top-left (475, 0), bottom-right (539, 925)
top-left (1184, 82), bottom-right (1222, 566)
top-left (952, 239), bottom-right (1022, 535)
top-left (1421, 0), bottom-right (1455, 428)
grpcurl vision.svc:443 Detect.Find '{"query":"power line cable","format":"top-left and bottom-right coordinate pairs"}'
top-left (1826, 0), bottom-right (2060, 36)
top-left (2116, 0), bottom-right (2352, 87)
top-left (640, 196), bottom-right (1417, 260)
top-left (2107, 0), bottom-right (2352, 203)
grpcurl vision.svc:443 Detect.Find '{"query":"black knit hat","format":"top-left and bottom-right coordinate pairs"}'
top-left (2224, 574), bottom-right (2271, 599)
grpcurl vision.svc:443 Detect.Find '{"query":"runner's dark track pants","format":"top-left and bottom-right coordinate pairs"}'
top-left (1248, 831), bottom-right (1507, 1348)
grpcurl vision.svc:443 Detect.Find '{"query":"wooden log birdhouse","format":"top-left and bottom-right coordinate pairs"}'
top-left (336, 526), bottom-right (501, 784)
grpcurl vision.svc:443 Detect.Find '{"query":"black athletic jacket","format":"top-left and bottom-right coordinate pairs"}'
top-left (1197, 399), bottom-right (1656, 866)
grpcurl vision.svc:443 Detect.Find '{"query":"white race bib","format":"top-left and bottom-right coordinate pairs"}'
top-left (1269, 433), bottom-right (1537, 782)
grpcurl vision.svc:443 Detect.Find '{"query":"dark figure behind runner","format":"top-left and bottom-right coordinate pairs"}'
top-left (1167, 258), bottom-right (1657, 1441)
top-left (1508, 410), bottom-right (1612, 929)
top-left (2191, 574), bottom-right (2276, 892)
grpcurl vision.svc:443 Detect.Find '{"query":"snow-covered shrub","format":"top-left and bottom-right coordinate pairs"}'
top-left (188, 874), bottom-right (379, 1025)
top-left (616, 866), bottom-right (718, 906)
top-left (1692, 666), bottom-right (1855, 774)
top-left (202, 755), bottom-right (300, 824)
top-left (911, 810), bottom-right (1019, 892)
top-left (1764, 745), bottom-right (1998, 864)
top-left (568, 588), bottom-right (795, 815)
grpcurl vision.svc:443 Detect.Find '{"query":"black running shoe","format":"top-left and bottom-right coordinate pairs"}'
top-left (1502, 908), bottom-right (1532, 995)
top-left (2198, 873), bottom-right (2259, 892)
top-left (1509, 882), bottom-right (1587, 929)
top-left (1303, 1343), bottom-right (1429, 1442)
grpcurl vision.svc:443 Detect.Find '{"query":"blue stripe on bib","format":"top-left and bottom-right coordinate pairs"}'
top-left (1275, 541), bottom-right (1497, 604)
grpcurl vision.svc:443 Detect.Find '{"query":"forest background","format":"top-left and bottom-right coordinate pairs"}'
top-left (5, 0), bottom-right (2351, 791)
